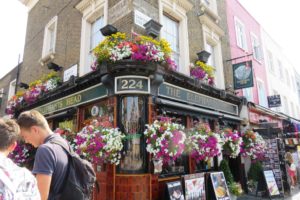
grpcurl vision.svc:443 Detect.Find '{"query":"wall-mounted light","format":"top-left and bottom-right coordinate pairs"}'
top-left (47, 62), bottom-right (62, 71)
top-left (18, 82), bottom-right (29, 89)
top-left (144, 19), bottom-right (162, 38)
top-left (100, 24), bottom-right (118, 36)
top-left (197, 50), bottom-right (211, 63)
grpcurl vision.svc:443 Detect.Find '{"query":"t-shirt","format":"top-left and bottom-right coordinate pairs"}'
top-left (32, 134), bottom-right (68, 200)
top-left (0, 154), bottom-right (40, 200)
top-left (290, 163), bottom-right (296, 171)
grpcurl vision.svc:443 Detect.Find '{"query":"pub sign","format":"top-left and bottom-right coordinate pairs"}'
top-left (233, 61), bottom-right (253, 89)
top-left (267, 95), bottom-right (281, 108)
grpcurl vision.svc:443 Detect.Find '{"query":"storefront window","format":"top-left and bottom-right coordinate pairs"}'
top-left (119, 96), bottom-right (146, 173)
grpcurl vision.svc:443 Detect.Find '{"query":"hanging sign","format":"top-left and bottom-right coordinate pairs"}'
top-left (115, 76), bottom-right (150, 94)
top-left (267, 95), bottom-right (281, 108)
top-left (210, 172), bottom-right (230, 200)
top-left (233, 61), bottom-right (253, 89)
top-left (263, 170), bottom-right (280, 196)
top-left (183, 173), bottom-right (206, 200)
top-left (167, 181), bottom-right (185, 200)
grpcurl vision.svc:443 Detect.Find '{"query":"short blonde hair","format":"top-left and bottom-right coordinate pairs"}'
top-left (17, 110), bottom-right (49, 130)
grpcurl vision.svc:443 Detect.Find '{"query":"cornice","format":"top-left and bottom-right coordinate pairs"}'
top-left (75, 0), bottom-right (105, 13)
top-left (162, 0), bottom-right (193, 12)
top-left (19, 0), bottom-right (39, 11)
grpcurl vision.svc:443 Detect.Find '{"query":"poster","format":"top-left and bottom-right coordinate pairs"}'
top-left (183, 173), bottom-right (206, 200)
top-left (263, 170), bottom-right (280, 196)
top-left (210, 172), bottom-right (230, 200)
top-left (167, 181), bottom-right (185, 200)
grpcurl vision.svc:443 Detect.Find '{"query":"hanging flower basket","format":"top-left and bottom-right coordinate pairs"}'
top-left (54, 127), bottom-right (77, 150)
top-left (220, 128), bottom-right (242, 158)
top-left (241, 130), bottom-right (266, 160)
top-left (8, 142), bottom-right (36, 169)
top-left (92, 32), bottom-right (177, 71)
top-left (144, 117), bottom-right (186, 164)
top-left (186, 123), bottom-right (222, 162)
top-left (75, 120), bottom-right (125, 165)
top-left (190, 61), bottom-right (215, 86)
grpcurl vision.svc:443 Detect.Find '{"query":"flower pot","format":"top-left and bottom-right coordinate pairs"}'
top-left (153, 158), bottom-right (163, 174)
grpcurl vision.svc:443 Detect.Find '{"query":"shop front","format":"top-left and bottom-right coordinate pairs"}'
top-left (15, 61), bottom-right (244, 200)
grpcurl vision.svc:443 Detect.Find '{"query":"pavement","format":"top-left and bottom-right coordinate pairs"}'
top-left (237, 187), bottom-right (300, 200)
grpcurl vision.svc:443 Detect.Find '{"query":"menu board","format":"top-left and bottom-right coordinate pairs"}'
top-left (263, 170), bottom-right (280, 196)
top-left (167, 181), bottom-right (185, 200)
top-left (262, 139), bottom-right (283, 192)
top-left (210, 172), bottom-right (230, 200)
top-left (183, 173), bottom-right (206, 200)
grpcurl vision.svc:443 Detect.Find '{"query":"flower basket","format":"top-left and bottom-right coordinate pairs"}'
top-left (241, 130), bottom-right (266, 160)
top-left (190, 61), bottom-right (215, 86)
top-left (75, 120), bottom-right (125, 165)
top-left (8, 142), bottom-right (36, 170)
top-left (144, 118), bottom-right (186, 164)
top-left (54, 128), bottom-right (76, 150)
top-left (220, 128), bottom-right (242, 158)
top-left (186, 123), bottom-right (222, 162)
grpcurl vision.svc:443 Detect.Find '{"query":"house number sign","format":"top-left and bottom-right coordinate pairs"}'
top-left (115, 76), bottom-right (150, 94)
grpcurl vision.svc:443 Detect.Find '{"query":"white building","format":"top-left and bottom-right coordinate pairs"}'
top-left (261, 29), bottom-right (300, 120)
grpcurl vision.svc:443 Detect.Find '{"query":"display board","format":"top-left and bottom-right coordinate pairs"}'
top-left (210, 172), bottom-right (230, 200)
top-left (262, 139), bottom-right (283, 192)
top-left (183, 173), bottom-right (206, 200)
top-left (167, 181), bottom-right (185, 200)
top-left (263, 170), bottom-right (280, 196)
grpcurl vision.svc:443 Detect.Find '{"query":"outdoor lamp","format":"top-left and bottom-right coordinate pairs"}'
top-left (197, 50), bottom-right (211, 63)
top-left (144, 19), bottom-right (162, 38)
top-left (47, 62), bottom-right (62, 71)
top-left (100, 24), bottom-right (118, 36)
top-left (18, 82), bottom-right (29, 89)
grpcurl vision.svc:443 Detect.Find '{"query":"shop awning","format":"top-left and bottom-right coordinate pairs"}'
top-left (156, 98), bottom-right (243, 121)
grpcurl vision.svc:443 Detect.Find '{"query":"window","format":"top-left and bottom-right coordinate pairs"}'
top-left (251, 33), bottom-right (262, 61)
top-left (206, 43), bottom-right (215, 67)
top-left (257, 80), bottom-right (268, 107)
top-left (285, 69), bottom-right (290, 86)
top-left (162, 15), bottom-right (180, 68)
top-left (267, 50), bottom-right (274, 73)
top-left (42, 16), bottom-right (58, 58)
top-left (243, 87), bottom-right (253, 102)
top-left (277, 60), bottom-right (284, 80)
top-left (234, 17), bottom-right (247, 50)
top-left (291, 102), bottom-right (295, 118)
top-left (76, 0), bottom-right (108, 76)
top-left (8, 79), bottom-right (16, 101)
top-left (283, 96), bottom-right (289, 115)
top-left (201, 0), bottom-right (217, 14)
top-left (159, 0), bottom-right (192, 75)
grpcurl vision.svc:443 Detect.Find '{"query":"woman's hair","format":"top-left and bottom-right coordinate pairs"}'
top-left (0, 119), bottom-right (20, 151)
top-left (17, 110), bottom-right (49, 130)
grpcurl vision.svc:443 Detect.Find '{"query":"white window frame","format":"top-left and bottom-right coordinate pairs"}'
top-left (256, 79), bottom-right (268, 108)
top-left (8, 79), bottom-right (16, 101)
top-left (250, 32), bottom-right (262, 61)
top-left (234, 17), bottom-right (247, 51)
top-left (76, 0), bottom-right (108, 76)
top-left (267, 50), bottom-right (274, 73)
top-left (283, 96), bottom-right (289, 115)
top-left (277, 60), bottom-right (284, 80)
top-left (159, 0), bottom-right (192, 75)
top-left (42, 16), bottom-right (58, 59)
top-left (243, 87), bottom-right (253, 102)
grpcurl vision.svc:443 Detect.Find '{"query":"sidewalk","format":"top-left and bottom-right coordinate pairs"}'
top-left (237, 187), bottom-right (300, 200)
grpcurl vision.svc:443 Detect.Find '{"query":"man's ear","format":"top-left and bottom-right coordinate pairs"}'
top-left (8, 141), bottom-right (17, 152)
top-left (31, 126), bottom-right (39, 135)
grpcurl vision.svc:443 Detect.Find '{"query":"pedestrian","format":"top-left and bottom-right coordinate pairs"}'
top-left (0, 118), bottom-right (40, 199)
top-left (286, 152), bottom-right (297, 189)
top-left (17, 110), bottom-right (69, 200)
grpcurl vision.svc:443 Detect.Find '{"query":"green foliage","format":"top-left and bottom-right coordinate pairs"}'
top-left (247, 161), bottom-right (263, 182)
top-left (228, 182), bottom-right (243, 196)
top-left (220, 159), bottom-right (234, 184)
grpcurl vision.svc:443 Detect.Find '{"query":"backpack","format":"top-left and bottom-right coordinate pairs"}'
top-left (50, 139), bottom-right (97, 200)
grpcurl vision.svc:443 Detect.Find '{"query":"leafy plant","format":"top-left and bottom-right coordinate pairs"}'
top-left (247, 161), bottom-right (263, 182)
top-left (228, 182), bottom-right (243, 196)
top-left (219, 159), bottom-right (234, 184)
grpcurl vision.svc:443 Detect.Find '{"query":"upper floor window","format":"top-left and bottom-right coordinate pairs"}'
top-left (8, 79), bottom-right (16, 101)
top-left (42, 16), bottom-right (58, 58)
top-left (243, 87), bottom-right (253, 102)
top-left (277, 60), bottom-right (284, 80)
top-left (76, 0), bottom-right (107, 76)
top-left (257, 80), bottom-right (268, 107)
top-left (283, 96), bottom-right (289, 115)
top-left (162, 14), bottom-right (180, 69)
top-left (251, 33), bottom-right (262, 61)
top-left (267, 50), bottom-right (274, 73)
top-left (234, 17), bottom-right (247, 50)
top-left (206, 43), bottom-right (215, 67)
top-left (285, 69), bottom-right (290, 86)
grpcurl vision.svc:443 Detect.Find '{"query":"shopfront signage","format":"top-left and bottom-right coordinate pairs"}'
top-left (267, 95), bottom-right (281, 108)
top-left (183, 173), bottom-right (206, 200)
top-left (115, 76), bottom-right (150, 94)
top-left (263, 170), bottom-right (280, 196)
top-left (36, 84), bottom-right (107, 115)
top-left (233, 61), bottom-right (253, 89)
top-left (158, 83), bottom-right (238, 115)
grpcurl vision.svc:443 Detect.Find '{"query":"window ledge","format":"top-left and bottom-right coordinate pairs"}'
top-left (39, 52), bottom-right (56, 66)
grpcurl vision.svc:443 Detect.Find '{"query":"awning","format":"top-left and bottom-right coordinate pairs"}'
top-left (156, 98), bottom-right (242, 121)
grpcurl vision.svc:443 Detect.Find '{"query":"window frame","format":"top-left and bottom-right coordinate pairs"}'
top-left (250, 32), bottom-right (262, 61)
top-left (7, 79), bottom-right (16, 101)
top-left (42, 16), bottom-right (58, 59)
top-left (234, 17), bottom-right (247, 51)
top-left (256, 79), bottom-right (268, 108)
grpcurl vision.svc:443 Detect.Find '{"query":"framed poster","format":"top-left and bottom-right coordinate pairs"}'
top-left (210, 172), bottom-right (230, 200)
top-left (263, 170), bottom-right (280, 196)
top-left (167, 181), bottom-right (185, 200)
top-left (183, 173), bottom-right (206, 200)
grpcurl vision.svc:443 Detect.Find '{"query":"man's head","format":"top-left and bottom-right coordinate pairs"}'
top-left (17, 110), bottom-right (51, 147)
top-left (0, 118), bottom-right (20, 155)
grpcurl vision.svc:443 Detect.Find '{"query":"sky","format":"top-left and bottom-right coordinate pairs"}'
top-left (0, 0), bottom-right (299, 78)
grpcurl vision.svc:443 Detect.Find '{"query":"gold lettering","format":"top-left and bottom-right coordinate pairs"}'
top-left (166, 86), bottom-right (181, 98)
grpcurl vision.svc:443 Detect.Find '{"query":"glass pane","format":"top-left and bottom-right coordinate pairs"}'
top-left (90, 17), bottom-right (104, 50)
top-left (119, 96), bottom-right (146, 172)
